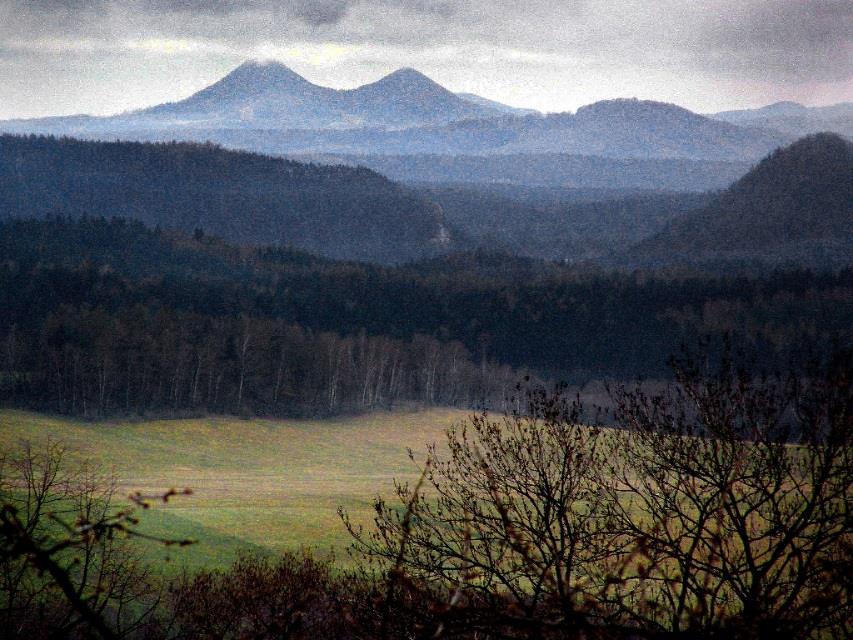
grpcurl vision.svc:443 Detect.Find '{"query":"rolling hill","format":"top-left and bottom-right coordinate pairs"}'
top-left (628, 133), bottom-right (853, 269)
top-left (0, 134), bottom-right (453, 264)
top-left (110, 99), bottom-right (788, 161)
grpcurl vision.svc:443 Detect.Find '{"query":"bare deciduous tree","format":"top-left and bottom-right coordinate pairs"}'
top-left (600, 349), bottom-right (852, 639)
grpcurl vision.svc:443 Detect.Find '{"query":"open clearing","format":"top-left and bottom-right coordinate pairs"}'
top-left (0, 408), bottom-right (465, 572)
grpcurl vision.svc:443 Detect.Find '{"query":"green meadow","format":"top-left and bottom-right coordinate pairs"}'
top-left (0, 408), bottom-right (465, 572)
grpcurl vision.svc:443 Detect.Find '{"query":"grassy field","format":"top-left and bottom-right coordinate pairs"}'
top-left (0, 408), bottom-right (465, 572)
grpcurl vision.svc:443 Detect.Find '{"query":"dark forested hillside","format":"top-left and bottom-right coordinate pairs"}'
top-left (414, 184), bottom-right (711, 261)
top-left (0, 135), bottom-right (451, 264)
top-left (2, 217), bottom-right (850, 418)
top-left (629, 133), bottom-right (853, 269)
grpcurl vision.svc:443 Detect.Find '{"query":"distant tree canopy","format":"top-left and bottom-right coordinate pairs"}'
top-left (1, 217), bottom-right (850, 418)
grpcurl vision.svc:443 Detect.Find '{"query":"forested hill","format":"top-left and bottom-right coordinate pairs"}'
top-left (629, 133), bottom-right (853, 269)
top-left (2, 217), bottom-right (850, 418)
top-left (0, 134), bottom-right (451, 264)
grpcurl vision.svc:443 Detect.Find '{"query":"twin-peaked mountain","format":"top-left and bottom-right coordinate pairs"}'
top-left (4, 61), bottom-right (506, 133)
top-left (141, 62), bottom-right (504, 130)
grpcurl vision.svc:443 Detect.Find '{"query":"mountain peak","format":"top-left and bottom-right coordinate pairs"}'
top-left (369, 67), bottom-right (445, 91)
top-left (387, 67), bottom-right (431, 80)
top-left (221, 59), bottom-right (313, 89)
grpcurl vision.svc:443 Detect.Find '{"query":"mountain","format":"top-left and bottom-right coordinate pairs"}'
top-left (0, 134), bottom-right (454, 264)
top-left (456, 93), bottom-right (539, 116)
top-left (0, 61), bottom-right (503, 133)
top-left (627, 133), bottom-right (853, 269)
top-left (709, 101), bottom-right (853, 139)
top-left (264, 99), bottom-right (789, 159)
top-left (712, 101), bottom-right (810, 121)
top-left (337, 67), bottom-right (495, 128)
top-left (138, 59), bottom-right (340, 129)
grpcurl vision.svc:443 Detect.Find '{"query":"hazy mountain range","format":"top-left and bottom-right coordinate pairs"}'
top-left (300, 153), bottom-right (752, 191)
top-left (708, 101), bottom-right (853, 139)
top-left (0, 60), bottom-right (803, 163)
top-left (0, 59), bottom-right (849, 271)
top-left (0, 61), bottom-right (515, 132)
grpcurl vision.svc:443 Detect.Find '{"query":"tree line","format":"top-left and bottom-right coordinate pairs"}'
top-left (1, 217), bottom-right (851, 417)
top-left (3, 306), bottom-right (531, 418)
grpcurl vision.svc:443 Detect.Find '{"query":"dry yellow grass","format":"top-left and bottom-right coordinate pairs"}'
top-left (0, 408), bottom-right (464, 570)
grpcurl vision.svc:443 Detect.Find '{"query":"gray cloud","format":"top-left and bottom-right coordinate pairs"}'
top-left (691, 0), bottom-right (853, 81)
top-left (140, 0), bottom-right (351, 25)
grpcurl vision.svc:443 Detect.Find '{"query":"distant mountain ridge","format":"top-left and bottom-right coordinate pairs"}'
top-left (455, 93), bottom-right (539, 116)
top-left (21, 99), bottom-right (789, 162)
top-left (628, 133), bottom-right (853, 269)
top-left (709, 101), bottom-right (853, 139)
top-left (298, 153), bottom-right (752, 192)
top-left (0, 63), bottom-right (792, 162)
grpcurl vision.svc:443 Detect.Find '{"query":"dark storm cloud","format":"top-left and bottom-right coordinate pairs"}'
top-left (2, 0), bottom-right (850, 79)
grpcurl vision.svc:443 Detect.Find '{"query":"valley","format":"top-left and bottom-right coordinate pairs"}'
top-left (0, 6), bottom-right (851, 635)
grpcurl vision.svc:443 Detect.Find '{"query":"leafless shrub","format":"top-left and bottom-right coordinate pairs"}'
top-left (0, 440), bottom-right (193, 639)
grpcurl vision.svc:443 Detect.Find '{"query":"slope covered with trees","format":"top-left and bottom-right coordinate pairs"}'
top-left (0, 135), bottom-right (450, 264)
top-left (629, 133), bottom-right (853, 269)
top-left (415, 184), bottom-right (711, 261)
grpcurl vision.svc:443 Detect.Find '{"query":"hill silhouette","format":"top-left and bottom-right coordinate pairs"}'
top-left (629, 133), bottom-right (853, 269)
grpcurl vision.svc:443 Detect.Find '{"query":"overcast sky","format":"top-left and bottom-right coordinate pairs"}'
top-left (1, 0), bottom-right (851, 119)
